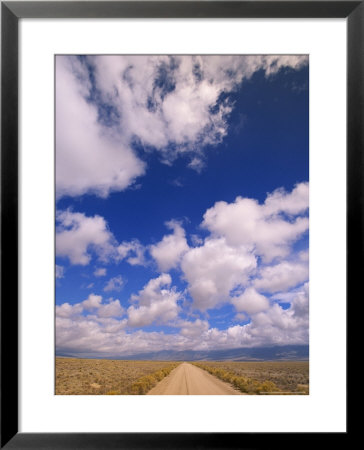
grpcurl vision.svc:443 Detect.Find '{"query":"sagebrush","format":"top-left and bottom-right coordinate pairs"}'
top-left (56, 358), bottom-right (180, 395)
top-left (192, 361), bottom-right (309, 394)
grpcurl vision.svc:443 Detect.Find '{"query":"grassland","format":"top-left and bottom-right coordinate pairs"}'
top-left (192, 361), bottom-right (309, 394)
top-left (56, 358), bottom-right (308, 395)
top-left (56, 358), bottom-right (180, 395)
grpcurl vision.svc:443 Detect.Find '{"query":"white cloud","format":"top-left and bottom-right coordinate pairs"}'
top-left (56, 209), bottom-right (149, 268)
top-left (89, 55), bottom-right (231, 155)
top-left (262, 55), bottom-right (308, 76)
top-left (56, 284), bottom-right (308, 357)
top-left (176, 184), bottom-right (308, 312)
top-left (56, 293), bottom-right (124, 323)
top-left (299, 249), bottom-right (309, 261)
top-left (56, 302), bottom-right (83, 318)
top-left (56, 210), bottom-right (150, 269)
top-left (56, 55), bottom-right (308, 198)
top-left (290, 282), bottom-right (309, 318)
top-left (56, 56), bottom-right (145, 198)
top-left (94, 267), bottom-right (107, 277)
top-left (56, 210), bottom-right (116, 265)
top-left (82, 293), bottom-right (103, 310)
top-left (202, 182), bottom-right (309, 262)
top-left (254, 260), bottom-right (309, 293)
top-left (117, 240), bottom-right (146, 266)
top-left (150, 220), bottom-right (189, 272)
top-left (178, 319), bottom-right (210, 338)
top-left (235, 312), bottom-right (248, 322)
top-left (90, 55), bottom-right (307, 162)
top-left (263, 182), bottom-right (309, 216)
top-left (188, 157), bottom-right (205, 172)
top-left (55, 293), bottom-right (102, 318)
top-left (56, 315), bottom-right (127, 356)
top-left (127, 274), bottom-right (181, 327)
top-left (55, 183), bottom-right (309, 352)
top-left (104, 275), bottom-right (124, 292)
top-left (190, 234), bottom-right (203, 246)
top-left (55, 264), bottom-right (64, 279)
top-left (232, 287), bottom-right (270, 315)
top-left (270, 290), bottom-right (299, 303)
top-left (244, 292), bottom-right (309, 346)
top-left (97, 299), bottom-right (124, 318)
top-left (203, 284), bottom-right (309, 349)
top-left (181, 237), bottom-right (257, 311)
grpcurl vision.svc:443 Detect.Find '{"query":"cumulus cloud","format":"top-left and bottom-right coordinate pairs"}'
top-left (56, 209), bottom-right (150, 268)
top-left (56, 302), bottom-right (83, 318)
top-left (235, 312), bottom-right (248, 322)
top-left (243, 289), bottom-right (309, 346)
top-left (190, 234), bottom-right (203, 246)
top-left (104, 275), bottom-right (124, 292)
top-left (299, 250), bottom-right (309, 261)
top-left (82, 293), bottom-right (103, 310)
top-left (56, 284), bottom-right (308, 357)
top-left (178, 319), bottom-right (210, 338)
top-left (181, 237), bottom-right (257, 311)
top-left (56, 183), bottom-right (308, 336)
top-left (55, 55), bottom-right (310, 357)
top-left (150, 220), bottom-right (189, 272)
top-left (90, 55), bottom-right (307, 164)
top-left (88, 55), bottom-right (231, 156)
top-left (127, 274), bottom-right (181, 327)
top-left (56, 293), bottom-right (102, 318)
top-left (263, 182), bottom-right (309, 216)
top-left (232, 287), bottom-right (270, 315)
top-left (56, 293), bottom-right (124, 323)
top-left (56, 315), bottom-right (127, 356)
top-left (56, 210), bottom-right (117, 265)
top-left (254, 260), bottom-right (309, 293)
top-left (117, 240), bottom-right (146, 266)
top-left (290, 282), bottom-right (309, 318)
top-left (202, 283), bottom-right (309, 349)
top-left (97, 298), bottom-right (124, 318)
top-left (173, 183), bottom-right (309, 311)
top-left (56, 55), bottom-right (308, 198)
top-left (56, 56), bottom-right (145, 198)
top-left (94, 267), bottom-right (107, 277)
top-left (56, 209), bottom-right (150, 269)
top-left (202, 182), bottom-right (309, 262)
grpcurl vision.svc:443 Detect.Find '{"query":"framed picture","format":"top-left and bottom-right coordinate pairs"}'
top-left (1, 1), bottom-right (356, 447)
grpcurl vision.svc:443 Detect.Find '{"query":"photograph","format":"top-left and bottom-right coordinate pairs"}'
top-left (55, 54), bottom-right (309, 396)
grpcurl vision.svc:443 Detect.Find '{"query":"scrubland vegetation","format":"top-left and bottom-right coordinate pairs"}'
top-left (192, 361), bottom-right (309, 394)
top-left (56, 358), bottom-right (180, 395)
top-left (56, 357), bottom-right (308, 395)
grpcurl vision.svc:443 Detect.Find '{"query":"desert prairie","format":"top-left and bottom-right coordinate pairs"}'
top-left (55, 358), bottom-right (180, 395)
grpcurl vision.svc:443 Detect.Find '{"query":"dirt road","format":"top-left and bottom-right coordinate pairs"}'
top-left (147, 362), bottom-right (241, 395)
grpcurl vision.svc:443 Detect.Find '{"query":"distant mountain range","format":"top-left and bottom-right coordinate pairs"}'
top-left (57, 345), bottom-right (309, 361)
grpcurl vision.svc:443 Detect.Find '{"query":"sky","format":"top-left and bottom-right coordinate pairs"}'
top-left (55, 55), bottom-right (309, 358)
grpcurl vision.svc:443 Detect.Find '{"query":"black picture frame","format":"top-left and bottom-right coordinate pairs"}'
top-left (1, 1), bottom-right (356, 448)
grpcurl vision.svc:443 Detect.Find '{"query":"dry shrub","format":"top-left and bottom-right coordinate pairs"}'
top-left (192, 362), bottom-right (280, 394)
top-left (129, 364), bottom-right (179, 395)
top-left (192, 361), bottom-right (308, 394)
top-left (56, 358), bottom-right (180, 395)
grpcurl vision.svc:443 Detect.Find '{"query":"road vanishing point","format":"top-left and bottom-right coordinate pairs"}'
top-left (147, 362), bottom-right (242, 395)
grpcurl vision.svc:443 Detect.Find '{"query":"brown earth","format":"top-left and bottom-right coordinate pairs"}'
top-left (55, 358), bottom-right (180, 395)
top-left (147, 362), bottom-right (242, 395)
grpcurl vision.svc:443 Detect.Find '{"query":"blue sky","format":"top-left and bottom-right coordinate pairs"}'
top-left (56, 55), bottom-right (309, 358)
